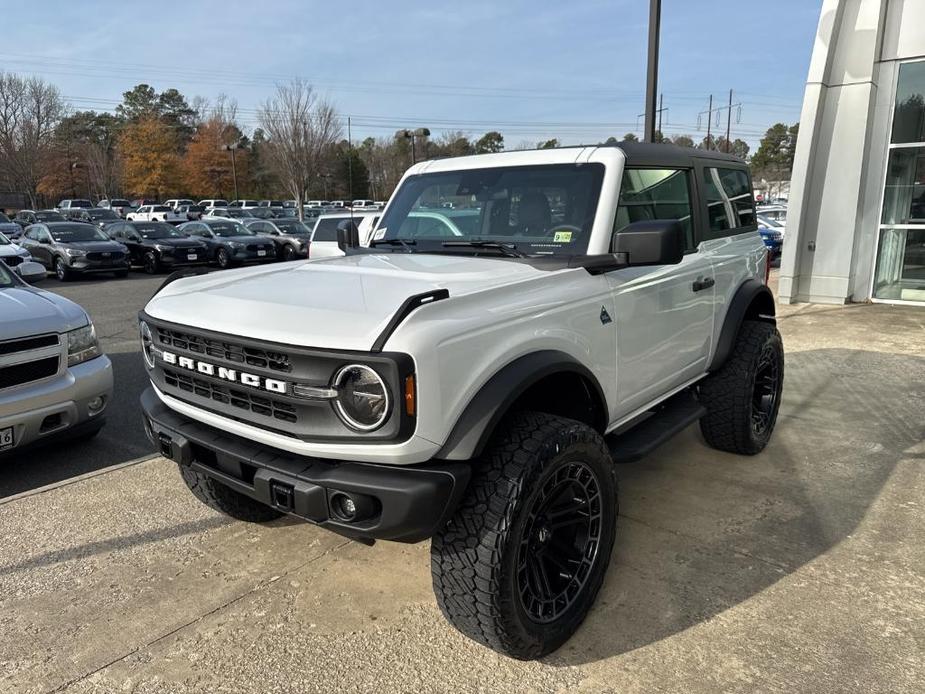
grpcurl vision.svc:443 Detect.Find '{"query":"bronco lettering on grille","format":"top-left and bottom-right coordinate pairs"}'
top-left (161, 350), bottom-right (288, 394)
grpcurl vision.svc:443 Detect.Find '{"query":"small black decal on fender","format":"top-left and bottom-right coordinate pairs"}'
top-left (600, 306), bottom-right (612, 325)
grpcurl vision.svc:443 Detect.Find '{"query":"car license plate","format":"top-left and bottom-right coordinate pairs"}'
top-left (257, 250), bottom-right (266, 257)
top-left (0, 426), bottom-right (14, 451)
top-left (188, 254), bottom-right (197, 260)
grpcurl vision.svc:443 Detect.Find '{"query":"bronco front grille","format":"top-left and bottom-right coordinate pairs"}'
top-left (156, 327), bottom-right (291, 373)
top-left (163, 368), bottom-right (297, 424)
top-left (0, 356), bottom-right (59, 389)
top-left (1, 255), bottom-right (23, 267)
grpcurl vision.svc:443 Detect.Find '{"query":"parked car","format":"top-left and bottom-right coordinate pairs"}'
top-left (0, 212), bottom-right (22, 240)
top-left (228, 199), bottom-right (261, 209)
top-left (177, 204), bottom-right (206, 221)
top-left (757, 213), bottom-right (786, 237)
top-left (758, 222), bottom-right (783, 260)
top-left (163, 199), bottom-right (195, 210)
top-left (57, 199), bottom-right (94, 210)
top-left (351, 199), bottom-right (377, 209)
top-left (757, 205), bottom-right (787, 223)
top-left (243, 207), bottom-right (278, 220)
top-left (12, 210), bottom-right (65, 236)
top-left (83, 207), bottom-right (122, 229)
top-left (244, 218), bottom-right (312, 260)
top-left (61, 208), bottom-right (96, 222)
top-left (19, 222), bottom-right (129, 281)
top-left (0, 231), bottom-right (34, 272)
top-left (204, 207), bottom-right (254, 220)
top-left (197, 199), bottom-right (229, 208)
top-left (127, 205), bottom-right (184, 224)
top-left (177, 218), bottom-right (276, 269)
top-left (0, 259), bottom-right (113, 455)
top-left (106, 220), bottom-right (208, 274)
top-left (308, 211), bottom-right (379, 258)
top-left (97, 198), bottom-right (136, 217)
top-left (258, 200), bottom-right (285, 207)
top-left (131, 198), bottom-right (159, 208)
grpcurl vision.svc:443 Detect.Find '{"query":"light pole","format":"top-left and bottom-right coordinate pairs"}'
top-left (644, 0), bottom-right (661, 143)
top-left (395, 128), bottom-right (430, 166)
top-left (223, 142), bottom-right (241, 200)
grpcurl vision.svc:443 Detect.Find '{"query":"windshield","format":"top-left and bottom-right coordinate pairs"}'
top-left (50, 224), bottom-right (109, 242)
top-left (110, 199), bottom-right (131, 207)
top-left (275, 220), bottom-right (310, 234)
top-left (87, 208), bottom-right (118, 220)
top-left (135, 222), bottom-right (184, 239)
top-left (0, 260), bottom-right (15, 288)
top-left (36, 211), bottom-right (65, 222)
top-left (0, 233), bottom-right (10, 245)
top-left (377, 164), bottom-right (605, 255)
top-left (209, 221), bottom-right (253, 237)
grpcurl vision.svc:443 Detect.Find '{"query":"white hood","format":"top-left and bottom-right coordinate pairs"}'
top-left (145, 253), bottom-right (549, 351)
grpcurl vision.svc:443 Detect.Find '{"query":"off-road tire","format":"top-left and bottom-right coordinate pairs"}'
top-left (431, 411), bottom-right (617, 660)
top-left (179, 466), bottom-right (284, 523)
top-left (699, 319), bottom-right (784, 455)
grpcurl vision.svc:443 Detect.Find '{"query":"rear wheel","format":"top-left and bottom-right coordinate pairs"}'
top-left (431, 411), bottom-right (617, 660)
top-left (179, 466), bottom-right (284, 523)
top-left (699, 319), bottom-right (784, 454)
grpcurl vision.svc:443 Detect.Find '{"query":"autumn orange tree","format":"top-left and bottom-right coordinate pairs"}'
top-left (119, 116), bottom-right (182, 198)
top-left (183, 117), bottom-right (246, 199)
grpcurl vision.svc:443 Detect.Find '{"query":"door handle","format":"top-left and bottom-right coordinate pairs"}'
top-left (692, 277), bottom-right (715, 292)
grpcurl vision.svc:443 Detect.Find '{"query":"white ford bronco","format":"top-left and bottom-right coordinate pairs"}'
top-left (139, 143), bottom-right (783, 659)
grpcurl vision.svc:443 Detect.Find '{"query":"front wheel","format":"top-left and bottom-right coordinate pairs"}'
top-left (179, 466), bottom-right (284, 523)
top-left (431, 411), bottom-right (617, 660)
top-left (54, 257), bottom-right (73, 282)
top-left (216, 247), bottom-right (232, 269)
top-left (699, 319), bottom-right (784, 454)
top-left (282, 244), bottom-right (297, 261)
top-left (142, 251), bottom-right (160, 275)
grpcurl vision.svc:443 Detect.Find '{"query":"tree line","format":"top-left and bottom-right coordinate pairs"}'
top-left (0, 70), bottom-right (799, 211)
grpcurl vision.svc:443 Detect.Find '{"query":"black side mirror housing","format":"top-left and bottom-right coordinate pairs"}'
top-left (336, 219), bottom-right (360, 250)
top-left (611, 220), bottom-right (684, 267)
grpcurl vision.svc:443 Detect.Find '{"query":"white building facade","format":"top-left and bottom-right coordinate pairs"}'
top-left (780, 0), bottom-right (925, 305)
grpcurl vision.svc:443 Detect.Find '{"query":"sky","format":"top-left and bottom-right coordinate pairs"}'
top-left (2, 0), bottom-right (821, 152)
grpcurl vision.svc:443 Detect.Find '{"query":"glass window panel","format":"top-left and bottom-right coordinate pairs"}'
top-left (891, 61), bottom-right (925, 144)
top-left (873, 227), bottom-right (925, 301)
top-left (615, 168), bottom-right (694, 249)
top-left (703, 167), bottom-right (755, 236)
top-left (881, 147), bottom-right (925, 224)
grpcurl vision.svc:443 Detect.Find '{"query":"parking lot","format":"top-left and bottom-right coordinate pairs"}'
top-left (1, 271), bottom-right (923, 693)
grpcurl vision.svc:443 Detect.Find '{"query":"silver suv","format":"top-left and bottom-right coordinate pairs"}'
top-left (0, 261), bottom-right (113, 454)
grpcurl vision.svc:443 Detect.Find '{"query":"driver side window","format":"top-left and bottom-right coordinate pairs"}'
top-left (614, 168), bottom-right (694, 251)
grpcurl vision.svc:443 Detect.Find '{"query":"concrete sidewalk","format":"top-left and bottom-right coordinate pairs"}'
top-left (1, 297), bottom-right (923, 693)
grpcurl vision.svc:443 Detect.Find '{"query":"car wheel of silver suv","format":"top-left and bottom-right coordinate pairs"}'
top-left (431, 411), bottom-right (617, 660)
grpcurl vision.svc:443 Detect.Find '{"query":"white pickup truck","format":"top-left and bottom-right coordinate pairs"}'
top-left (126, 205), bottom-right (184, 224)
top-left (139, 143), bottom-right (782, 660)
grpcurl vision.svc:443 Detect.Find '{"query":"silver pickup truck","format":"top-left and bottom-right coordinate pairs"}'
top-left (0, 260), bottom-right (113, 454)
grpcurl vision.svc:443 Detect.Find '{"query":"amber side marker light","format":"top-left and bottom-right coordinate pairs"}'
top-left (404, 375), bottom-right (416, 416)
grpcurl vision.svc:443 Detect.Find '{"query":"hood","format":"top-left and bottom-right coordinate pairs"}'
top-left (0, 222), bottom-right (19, 235)
top-left (58, 240), bottom-right (126, 252)
top-left (145, 252), bottom-right (550, 350)
top-left (0, 243), bottom-right (28, 257)
top-left (148, 238), bottom-right (203, 249)
top-left (0, 286), bottom-right (89, 339)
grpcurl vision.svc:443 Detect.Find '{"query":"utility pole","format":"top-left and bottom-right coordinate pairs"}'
top-left (706, 94), bottom-right (713, 150)
top-left (724, 89), bottom-right (733, 152)
top-left (224, 143), bottom-right (239, 200)
top-left (644, 0), bottom-right (661, 143)
top-left (636, 94), bottom-right (668, 141)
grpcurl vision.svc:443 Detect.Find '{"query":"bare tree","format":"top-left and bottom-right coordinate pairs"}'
top-left (257, 80), bottom-right (341, 219)
top-left (0, 72), bottom-right (66, 207)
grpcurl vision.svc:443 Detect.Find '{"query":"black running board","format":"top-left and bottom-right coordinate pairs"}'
top-left (607, 390), bottom-right (706, 463)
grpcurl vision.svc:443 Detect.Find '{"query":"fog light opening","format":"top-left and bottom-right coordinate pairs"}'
top-left (87, 395), bottom-right (107, 415)
top-left (330, 492), bottom-right (378, 523)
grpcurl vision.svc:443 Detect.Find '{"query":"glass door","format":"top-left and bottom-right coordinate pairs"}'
top-left (875, 61), bottom-right (925, 302)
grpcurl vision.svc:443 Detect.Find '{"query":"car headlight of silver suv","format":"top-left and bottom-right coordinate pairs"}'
top-left (63, 247), bottom-right (87, 258)
top-left (333, 364), bottom-right (389, 431)
top-left (66, 322), bottom-right (101, 366)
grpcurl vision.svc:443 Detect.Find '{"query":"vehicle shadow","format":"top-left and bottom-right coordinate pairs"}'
top-left (547, 347), bottom-right (925, 666)
top-left (0, 351), bottom-right (154, 498)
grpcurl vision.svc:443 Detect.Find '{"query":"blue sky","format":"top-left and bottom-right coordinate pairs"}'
top-left (1, 0), bottom-right (820, 151)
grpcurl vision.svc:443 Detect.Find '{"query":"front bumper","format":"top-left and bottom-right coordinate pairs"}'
top-left (141, 387), bottom-right (470, 542)
top-left (66, 257), bottom-right (129, 273)
top-left (0, 355), bottom-right (113, 454)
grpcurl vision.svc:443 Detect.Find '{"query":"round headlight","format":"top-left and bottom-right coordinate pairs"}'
top-left (140, 321), bottom-right (155, 369)
top-left (333, 364), bottom-right (389, 431)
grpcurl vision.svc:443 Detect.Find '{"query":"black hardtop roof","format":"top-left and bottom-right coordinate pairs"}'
top-left (607, 141), bottom-right (745, 167)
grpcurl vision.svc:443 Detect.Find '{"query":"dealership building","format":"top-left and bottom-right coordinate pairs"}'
top-left (780, 0), bottom-right (925, 305)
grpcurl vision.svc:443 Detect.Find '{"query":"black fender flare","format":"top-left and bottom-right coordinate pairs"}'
top-left (708, 278), bottom-right (776, 372)
top-left (435, 350), bottom-right (608, 461)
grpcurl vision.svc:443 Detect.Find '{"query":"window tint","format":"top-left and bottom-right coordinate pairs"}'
top-left (702, 167), bottom-right (755, 236)
top-left (614, 168), bottom-right (694, 249)
top-left (312, 217), bottom-right (342, 242)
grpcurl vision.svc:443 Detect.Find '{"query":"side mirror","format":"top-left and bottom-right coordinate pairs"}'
top-left (611, 220), bottom-right (684, 267)
top-left (336, 219), bottom-right (360, 250)
top-left (16, 260), bottom-right (46, 283)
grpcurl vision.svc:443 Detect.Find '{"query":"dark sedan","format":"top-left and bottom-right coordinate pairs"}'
top-left (0, 212), bottom-right (21, 240)
top-left (106, 220), bottom-right (209, 274)
top-left (11, 210), bottom-right (66, 237)
top-left (18, 222), bottom-right (129, 281)
top-left (244, 218), bottom-right (312, 260)
top-left (177, 219), bottom-right (276, 269)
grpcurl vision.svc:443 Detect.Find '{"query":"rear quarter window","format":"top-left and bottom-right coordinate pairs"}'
top-left (702, 167), bottom-right (756, 238)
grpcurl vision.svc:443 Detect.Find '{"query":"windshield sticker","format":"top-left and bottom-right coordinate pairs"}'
top-left (553, 230), bottom-right (573, 243)
top-left (374, 227), bottom-right (387, 240)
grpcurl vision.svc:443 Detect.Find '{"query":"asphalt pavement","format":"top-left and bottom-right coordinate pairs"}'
top-left (0, 273), bottom-right (163, 497)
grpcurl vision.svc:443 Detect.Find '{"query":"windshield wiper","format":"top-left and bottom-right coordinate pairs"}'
top-left (369, 238), bottom-right (417, 252)
top-left (441, 240), bottom-right (525, 258)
